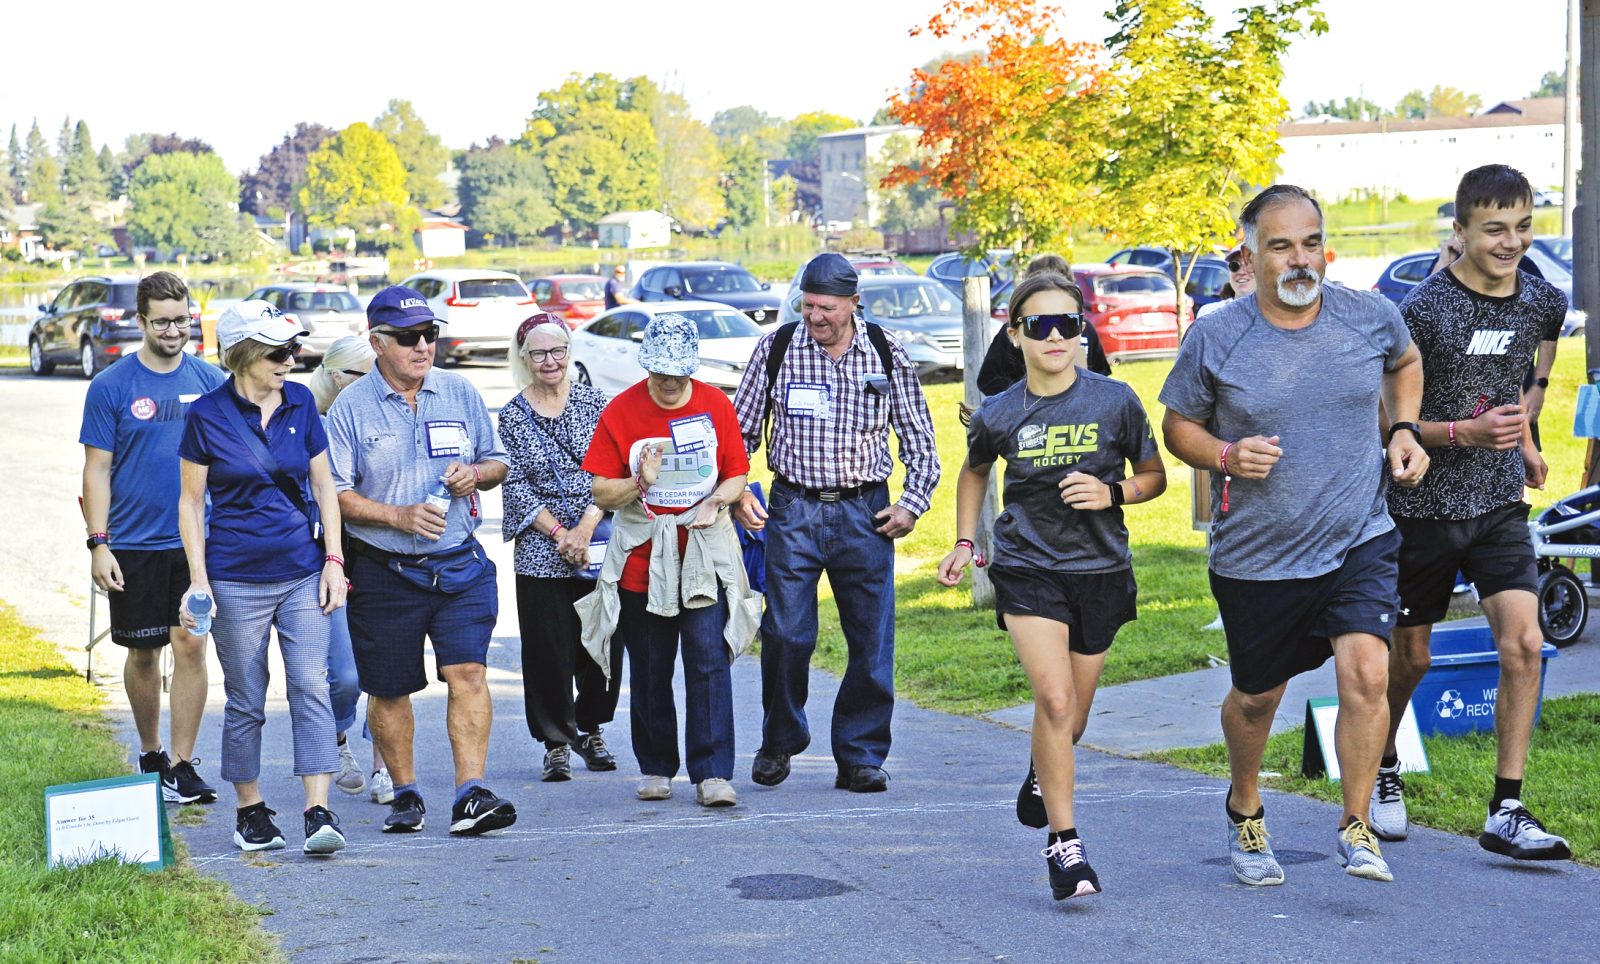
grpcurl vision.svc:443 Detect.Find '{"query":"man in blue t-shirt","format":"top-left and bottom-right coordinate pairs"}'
top-left (79, 271), bottom-right (226, 804)
top-left (603, 264), bottom-right (636, 311)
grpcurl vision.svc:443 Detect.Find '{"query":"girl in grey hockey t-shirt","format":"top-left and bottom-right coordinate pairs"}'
top-left (938, 272), bottom-right (1166, 902)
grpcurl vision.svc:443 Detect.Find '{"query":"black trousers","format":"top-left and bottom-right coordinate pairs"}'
top-left (515, 575), bottom-right (624, 747)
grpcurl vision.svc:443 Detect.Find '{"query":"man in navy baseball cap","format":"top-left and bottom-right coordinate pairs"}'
top-left (366, 285), bottom-right (442, 329)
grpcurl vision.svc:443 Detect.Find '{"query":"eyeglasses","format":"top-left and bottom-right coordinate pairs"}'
top-left (523, 346), bottom-right (569, 364)
top-left (142, 316), bottom-right (190, 331)
top-left (1013, 313), bottom-right (1084, 341)
top-left (1225, 256), bottom-right (1246, 273)
top-left (380, 325), bottom-right (440, 347)
top-left (264, 343), bottom-right (303, 364)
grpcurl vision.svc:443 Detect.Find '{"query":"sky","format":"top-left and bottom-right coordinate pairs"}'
top-left (0, 0), bottom-right (1575, 175)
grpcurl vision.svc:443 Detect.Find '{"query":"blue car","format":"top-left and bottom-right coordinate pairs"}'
top-left (1106, 246), bottom-right (1231, 313)
top-left (1374, 248), bottom-right (1584, 335)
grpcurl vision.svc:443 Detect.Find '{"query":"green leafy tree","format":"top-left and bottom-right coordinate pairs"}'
top-left (637, 81), bottom-right (725, 229)
top-left (127, 152), bottom-right (255, 259)
top-left (721, 139), bottom-right (766, 229)
top-left (299, 123), bottom-right (417, 252)
top-left (1304, 96), bottom-right (1387, 121)
top-left (24, 120), bottom-right (58, 205)
top-left (1093, 0), bottom-right (1327, 318)
top-left (1531, 69), bottom-right (1565, 98)
top-left (711, 106), bottom-right (789, 157)
top-left (373, 99), bottom-right (450, 209)
top-left (62, 120), bottom-right (108, 201)
top-left (97, 145), bottom-right (117, 192)
top-left (456, 138), bottom-right (557, 245)
top-left (521, 73), bottom-right (660, 229)
top-left (1394, 85), bottom-right (1481, 119)
top-left (7, 125), bottom-right (23, 203)
top-left (38, 196), bottom-right (109, 254)
top-left (785, 111), bottom-right (855, 165)
top-left (870, 133), bottom-right (943, 234)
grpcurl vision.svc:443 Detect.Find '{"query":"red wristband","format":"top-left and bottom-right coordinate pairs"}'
top-left (1217, 441), bottom-right (1235, 514)
top-left (550, 522), bottom-right (566, 539)
top-left (324, 554), bottom-right (345, 568)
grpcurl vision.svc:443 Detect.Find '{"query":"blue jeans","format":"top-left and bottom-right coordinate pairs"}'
top-left (618, 588), bottom-right (733, 783)
top-left (326, 605), bottom-right (361, 736)
top-left (759, 480), bottom-right (896, 768)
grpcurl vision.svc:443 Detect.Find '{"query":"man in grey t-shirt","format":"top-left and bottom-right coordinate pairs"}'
top-left (1159, 185), bottom-right (1428, 887)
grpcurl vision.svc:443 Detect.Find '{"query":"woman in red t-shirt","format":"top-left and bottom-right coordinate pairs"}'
top-left (583, 313), bottom-right (750, 807)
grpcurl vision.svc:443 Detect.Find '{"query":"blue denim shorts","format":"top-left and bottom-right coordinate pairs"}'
top-left (347, 548), bottom-right (499, 698)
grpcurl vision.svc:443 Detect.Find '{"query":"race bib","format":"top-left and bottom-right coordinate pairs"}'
top-left (425, 420), bottom-right (469, 459)
top-left (786, 382), bottom-right (831, 420)
top-left (669, 413), bottom-right (715, 454)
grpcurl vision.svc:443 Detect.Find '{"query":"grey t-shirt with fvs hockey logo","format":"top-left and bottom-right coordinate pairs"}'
top-left (1387, 267), bottom-right (1566, 521)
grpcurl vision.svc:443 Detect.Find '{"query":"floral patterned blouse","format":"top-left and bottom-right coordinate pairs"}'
top-left (497, 382), bottom-right (608, 578)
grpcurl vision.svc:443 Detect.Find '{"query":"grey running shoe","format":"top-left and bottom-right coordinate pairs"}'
top-left (1368, 761), bottom-right (1407, 841)
top-left (302, 806), bottom-right (346, 855)
top-left (335, 742), bottom-right (367, 796)
top-left (637, 775), bottom-right (673, 800)
top-left (695, 778), bottom-right (738, 808)
top-left (1479, 799), bottom-right (1572, 861)
top-left (1337, 818), bottom-right (1394, 882)
top-left (369, 768), bottom-right (394, 805)
top-left (1228, 811), bottom-right (1285, 886)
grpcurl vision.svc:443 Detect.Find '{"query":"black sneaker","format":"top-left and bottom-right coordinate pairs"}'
top-left (541, 745), bottom-right (572, 782)
top-left (383, 790), bottom-right (426, 833)
top-left (234, 803), bottom-right (286, 852)
top-left (834, 764), bottom-right (889, 793)
top-left (167, 758), bottom-right (218, 804)
top-left (1017, 759), bottom-right (1047, 829)
top-left (573, 730), bottom-right (618, 771)
top-left (751, 749), bottom-right (792, 787)
top-left (139, 749), bottom-right (173, 789)
top-left (1043, 835), bottom-right (1101, 900)
top-left (302, 805), bottom-right (346, 855)
top-left (450, 785), bottom-right (517, 836)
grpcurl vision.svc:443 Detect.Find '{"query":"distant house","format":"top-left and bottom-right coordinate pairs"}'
top-left (597, 210), bottom-right (672, 249)
top-left (415, 209), bottom-right (468, 259)
top-left (816, 125), bottom-right (922, 230)
top-left (0, 202), bottom-right (43, 261)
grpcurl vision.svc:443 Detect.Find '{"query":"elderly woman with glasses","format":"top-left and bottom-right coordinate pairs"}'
top-left (498, 313), bottom-right (622, 783)
top-left (177, 300), bottom-right (349, 855)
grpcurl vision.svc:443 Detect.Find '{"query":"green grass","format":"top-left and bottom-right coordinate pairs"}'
top-left (799, 345), bottom-right (1592, 715)
top-left (0, 604), bottom-right (281, 963)
top-left (1145, 694), bottom-right (1600, 866)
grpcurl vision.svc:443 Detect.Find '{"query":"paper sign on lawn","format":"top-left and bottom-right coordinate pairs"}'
top-left (1302, 697), bottom-right (1429, 781)
top-left (44, 773), bottom-right (172, 871)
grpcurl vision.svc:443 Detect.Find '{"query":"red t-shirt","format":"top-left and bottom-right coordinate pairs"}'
top-left (583, 379), bottom-right (750, 593)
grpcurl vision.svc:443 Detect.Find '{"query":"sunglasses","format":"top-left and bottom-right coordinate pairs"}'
top-left (382, 325), bottom-right (440, 347)
top-left (1226, 256), bottom-right (1246, 272)
top-left (1013, 313), bottom-right (1084, 341)
top-left (264, 343), bottom-right (303, 364)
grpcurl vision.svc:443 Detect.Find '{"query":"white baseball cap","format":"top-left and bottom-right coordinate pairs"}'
top-left (217, 300), bottom-right (307, 352)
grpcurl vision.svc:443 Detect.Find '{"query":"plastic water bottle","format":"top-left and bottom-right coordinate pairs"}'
top-left (186, 592), bottom-right (213, 636)
top-left (426, 478), bottom-right (452, 514)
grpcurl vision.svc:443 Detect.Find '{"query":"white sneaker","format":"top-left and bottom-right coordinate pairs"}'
top-left (369, 768), bottom-right (395, 805)
top-left (637, 775), bottom-right (672, 801)
top-left (1480, 799), bottom-right (1572, 861)
top-left (695, 778), bottom-right (737, 808)
top-left (1368, 761), bottom-right (1407, 840)
top-left (335, 742), bottom-right (367, 795)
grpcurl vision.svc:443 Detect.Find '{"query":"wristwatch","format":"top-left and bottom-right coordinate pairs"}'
top-left (86, 533), bottom-right (109, 550)
top-left (1533, 377), bottom-right (1550, 389)
top-left (1387, 421), bottom-right (1422, 443)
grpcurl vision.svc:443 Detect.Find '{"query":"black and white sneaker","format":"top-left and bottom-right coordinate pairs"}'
top-left (167, 758), bottom-right (218, 804)
top-left (573, 730), bottom-right (618, 771)
top-left (449, 786), bottom-right (517, 836)
top-left (383, 790), bottom-right (426, 833)
top-left (1043, 835), bottom-right (1101, 899)
top-left (234, 803), bottom-right (286, 852)
top-left (139, 749), bottom-right (173, 793)
top-left (1480, 799), bottom-right (1572, 861)
top-left (1017, 759), bottom-right (1047, 829)
top-left (541, 745), bottom-right (572, 782)
top-left (302, 806), bottom-right (346, 855)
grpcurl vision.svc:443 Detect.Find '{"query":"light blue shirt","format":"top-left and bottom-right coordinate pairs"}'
top-left (327, 366), bottom-right (509, 555)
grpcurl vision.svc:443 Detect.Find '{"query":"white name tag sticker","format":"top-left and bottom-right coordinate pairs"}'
top-left (786, 381), bottom-right (830, 419)
top-left (669, 413), bottom-right (715, 454)
top-left (425, 419), bottom-right (468, 459)
top-left (177, 393), bottom-right (201, 404)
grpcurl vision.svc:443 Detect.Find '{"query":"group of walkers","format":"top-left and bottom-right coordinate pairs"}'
top-left (80, 163), bottom-right (1571, 900)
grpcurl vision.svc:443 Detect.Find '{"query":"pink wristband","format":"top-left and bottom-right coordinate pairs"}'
top-left (1448, 421), bottom-right (1457, 447)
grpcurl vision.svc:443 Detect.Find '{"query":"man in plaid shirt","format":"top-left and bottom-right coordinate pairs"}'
top-left (732, 253), bottom-right (940, 793)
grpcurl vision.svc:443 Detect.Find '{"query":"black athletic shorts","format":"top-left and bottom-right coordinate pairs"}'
top-left (108, 547), bottom-right (188, 648)
top-left (988, 565), bottom-right (1137, 656)
top-left (1394, 501), bottom-right (1538, 627)
top-left (1210, 528), bottom-right (1400, 695)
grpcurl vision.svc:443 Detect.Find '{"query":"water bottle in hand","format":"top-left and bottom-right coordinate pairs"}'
top-left (426, 478), bottom-right (452, 514)
top-left (186, 592), bottom-right (213, 637)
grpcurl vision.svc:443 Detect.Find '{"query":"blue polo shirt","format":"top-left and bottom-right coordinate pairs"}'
top-left (179, 379), bottom-right (328, 583)
top-left (78, 352), bottom-right (227, 550)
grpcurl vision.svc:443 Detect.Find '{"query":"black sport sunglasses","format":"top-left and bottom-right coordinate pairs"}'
top-left (382, 325), bottom-right (441, 347)
top-left (1012, 313), bottom-right (1084, 341)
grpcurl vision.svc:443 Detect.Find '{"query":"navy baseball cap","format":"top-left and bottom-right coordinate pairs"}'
top-left (366, 285), bottom-right (441, 329)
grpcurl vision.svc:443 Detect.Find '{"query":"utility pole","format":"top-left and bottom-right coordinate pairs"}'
top-left (1581, 0), bottom-right (1598, 405)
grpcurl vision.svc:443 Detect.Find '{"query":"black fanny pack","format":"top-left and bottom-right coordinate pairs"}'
top-left (351, 537), bottom-right (489, 594)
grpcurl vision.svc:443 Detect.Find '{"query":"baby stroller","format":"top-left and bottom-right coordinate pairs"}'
top-left (1528, 486), bottom-right (1600, 646)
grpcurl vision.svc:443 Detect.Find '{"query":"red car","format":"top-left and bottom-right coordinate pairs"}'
top-left (1070, 264), bottom-right (1181, 362)
top-left (529, 274), bottom-right (606, 328)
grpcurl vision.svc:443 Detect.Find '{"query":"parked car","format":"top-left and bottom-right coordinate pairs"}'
top-left (775, 254), bottom-right (917, 326)
top-left (857, 276), bottom-right (969, 375)
top-left (528, 273), bottom-right (606, 328)
top-left (1106, 247), bottom-right (1230, 313)
top-left (1531, 236), bottom-right (1572, 271)
top-left (630, 261), bottom-right (782, 327)
top-left (28, 275), bottom-right (201, 378)
top-left (1070, 264), bottom-right (1181, 362)
top-left (243, 284), bottom-right (366, 364)
top-left (395, 268), bottom-right (537, 364)
top-left (1534, 189), bottom-right (1564, 208)
top-left (925, 251), bottom-right (1015, 322)
top-left (569, 301), bottom-right (764, 395)
top-left (1374, 248), bottom-right (1585, 335)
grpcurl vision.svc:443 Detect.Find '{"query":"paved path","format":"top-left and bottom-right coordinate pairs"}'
top-left (6, 366), bottom-right (1600, 962)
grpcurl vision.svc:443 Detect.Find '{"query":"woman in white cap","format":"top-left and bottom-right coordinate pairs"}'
top-left (308, 335), bottom-right (390, 803)
top-left (577, 312), bottom-right (760, 808)
top-left (176, 300), bottom-right (349, 855)
top-left (498, 313), bottom-right (622, 783)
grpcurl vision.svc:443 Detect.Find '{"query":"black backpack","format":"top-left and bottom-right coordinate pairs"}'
top-left (759, 319), bottom-right (896, 445)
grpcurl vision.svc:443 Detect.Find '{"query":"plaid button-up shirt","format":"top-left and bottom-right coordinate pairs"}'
top-left (732, 321), bottom-right (940, 516)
